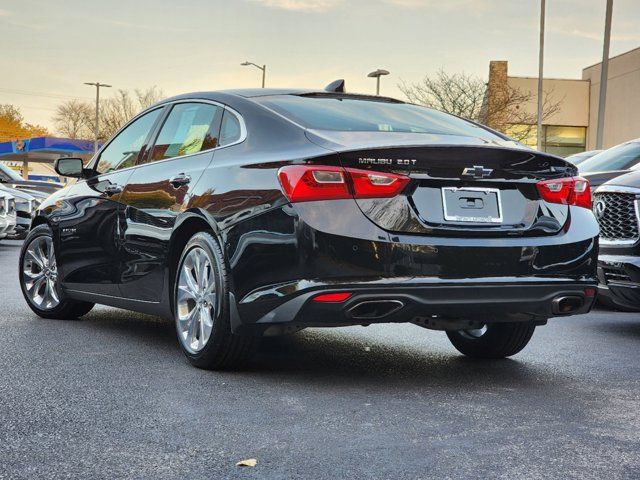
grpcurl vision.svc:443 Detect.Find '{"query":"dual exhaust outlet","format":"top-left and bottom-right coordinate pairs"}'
top-left (343, 295), bottom-right (586, 320)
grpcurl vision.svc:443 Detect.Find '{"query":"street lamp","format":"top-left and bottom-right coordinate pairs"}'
top-left (84, 82), bottom-right (112, 153)
top-left (367, 69), bottom-right (390, 95)
top-left (241, 61), bottom-right (266, 88)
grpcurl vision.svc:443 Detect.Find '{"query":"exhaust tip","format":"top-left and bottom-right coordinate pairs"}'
top-left (552, 295), bottom-right (584, 315)
top-left (347, 300), bottom-right (404, 320)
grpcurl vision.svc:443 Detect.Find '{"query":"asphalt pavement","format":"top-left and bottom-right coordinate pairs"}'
top-left (1, 239), bottom-right (639, 479)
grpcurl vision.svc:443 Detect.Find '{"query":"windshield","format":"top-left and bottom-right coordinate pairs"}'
top-left (256, 94), bottom-right (506, 142)
top-left (0, 163), bottom-right (23, 181)
top-left (578, 142), bottom-right (640, 173)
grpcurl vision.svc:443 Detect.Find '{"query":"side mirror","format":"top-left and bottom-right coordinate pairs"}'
top-left (55, 157), bottom-right (87, 178)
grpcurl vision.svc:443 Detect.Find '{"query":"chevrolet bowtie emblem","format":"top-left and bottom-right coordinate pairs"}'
top-left (462, 165), bottom-right (493, 179)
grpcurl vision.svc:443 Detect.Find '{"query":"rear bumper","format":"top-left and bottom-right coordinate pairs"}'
top-left (226, 203), bottom-right (599, 332)
top-left (233, 279), bottom-right (597, 333)
top-left (597, 255), bottom-right (640, 310)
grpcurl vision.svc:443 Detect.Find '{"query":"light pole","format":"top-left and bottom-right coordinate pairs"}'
top-left (367, 69), bottom-right (390, 95)
top-left (84, 82), bottom-right (112, 153)
top-left (241, 61), bottom-right (266, 88)
top-left (596, 0), bottom-right (614, 149)
top-left (536, 0), bottom-right (546, 152)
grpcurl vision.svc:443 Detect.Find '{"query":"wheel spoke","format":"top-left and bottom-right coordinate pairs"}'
top-left (48, 279), bottom-right (59, 304)
top-left (187, 306), bottom-right (200, 348)
top-left (177, 285), bottom-right (195, 303)
top-left (182, 263), bottom-right (199, 295)
top-left (25, 248), bottom-right (44, 269)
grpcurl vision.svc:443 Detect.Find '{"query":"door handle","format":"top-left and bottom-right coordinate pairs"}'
top-left (104, 184), bottom-right (123, 196)
top-left (169, 173), bottom-right (191, 188)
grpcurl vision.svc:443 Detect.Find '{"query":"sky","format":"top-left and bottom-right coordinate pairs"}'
top-left (1, 0), bottom-right (639, 132)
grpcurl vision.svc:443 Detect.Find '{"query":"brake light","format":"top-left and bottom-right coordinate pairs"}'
top-left (536, 176), bottom-right (591, 209)
top-left (278, 165), bottom-right (409, 203)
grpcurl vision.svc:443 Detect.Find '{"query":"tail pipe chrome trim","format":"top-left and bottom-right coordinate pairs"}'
top-left (552, 295), bottom-right (584, 315)
top-left (347, 300), bottom-right (404, 320)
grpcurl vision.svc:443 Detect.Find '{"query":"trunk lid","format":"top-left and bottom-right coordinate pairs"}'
top-left (307, 131), bottom-right (576, 236)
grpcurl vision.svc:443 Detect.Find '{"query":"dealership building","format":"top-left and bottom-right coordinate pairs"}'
top-left (484, 46), bottom-right (640, 157)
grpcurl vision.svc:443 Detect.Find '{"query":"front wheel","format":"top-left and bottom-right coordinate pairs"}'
top-left (446, 322), bottom-right (536, 359)
top-left (173, 231), bottom-right (256, 370)
top-left (19, 224), bottom-right (94, 320)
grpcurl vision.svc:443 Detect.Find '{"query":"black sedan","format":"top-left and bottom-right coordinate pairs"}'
top-left (19, 86), bottom-right (599, 369)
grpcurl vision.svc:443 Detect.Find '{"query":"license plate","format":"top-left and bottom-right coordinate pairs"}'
top-left (441, 187), bottom-right (503, 223)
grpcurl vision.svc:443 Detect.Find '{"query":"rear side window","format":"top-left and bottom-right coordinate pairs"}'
top-left (149, 103), bottom-right (222, 162)
top-left (219, 110), bottom-right (242, 146)
top-left (256, 94), bottom-right (505, 141)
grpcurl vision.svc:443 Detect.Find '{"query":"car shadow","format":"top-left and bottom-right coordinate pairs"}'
top-left (74, 309), bottom-right (570, 390)
top-left (588, 314), bottom-right (640, 338)
top-left (245, 329), bottom-right (564, 389)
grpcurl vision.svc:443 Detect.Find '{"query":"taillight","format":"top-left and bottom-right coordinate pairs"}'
top-left (536, 176), bottom-right (591, 209)
top-left (278, 165), bottom-right (409, 203)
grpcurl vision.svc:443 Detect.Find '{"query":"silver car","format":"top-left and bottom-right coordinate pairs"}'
top-left (0, 191), bottom-right (17, 240)
top-left (0, 186), bottom-right (42, 239)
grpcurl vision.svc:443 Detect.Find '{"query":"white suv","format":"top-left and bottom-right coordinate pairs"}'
top-left (0, 191), bottom-right (17, 240)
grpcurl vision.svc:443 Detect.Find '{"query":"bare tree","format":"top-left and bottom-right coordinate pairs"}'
top-left (398, 70), bottom-right (563, 143)
top-left (51, 86), bottom-right (165, 142)
top-left (399, 70), bottom-right (487, 122)
top-left (52, 99), bottom-right (93, 139)
top-left (99, 86), bottom-right (165, 140)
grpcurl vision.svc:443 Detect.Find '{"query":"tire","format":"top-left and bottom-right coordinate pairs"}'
top-left (446, 322), bottom-right (536, 359)
top-left (173, 231), bottom-right (256, 370)
top-left (19, 224), bottom-right (94, 320)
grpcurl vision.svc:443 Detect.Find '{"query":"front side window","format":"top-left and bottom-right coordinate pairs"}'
top-left (96, 108), bottom-right (162, 174)
top-left (149, 103), bottom-right (222, 162)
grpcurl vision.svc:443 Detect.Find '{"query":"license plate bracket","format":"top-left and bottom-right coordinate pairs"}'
top-left (441, 187), bottom-right (503, 223)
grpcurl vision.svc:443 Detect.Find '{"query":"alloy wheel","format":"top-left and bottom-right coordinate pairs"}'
top-left (22, 235), bottom-right (60, 310)
top-left (176, 247), bottom-right (218, 354)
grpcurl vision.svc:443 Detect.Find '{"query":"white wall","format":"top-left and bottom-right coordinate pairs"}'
top-left (583, 47), bottom-right (640, 149)
top-left (506, 76), bottom-right (590, 127)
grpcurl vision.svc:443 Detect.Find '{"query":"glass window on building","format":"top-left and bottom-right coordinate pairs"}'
top-left (543, 126), bottom-right (586, 157)
top-left (505, 124), bottom-right (586, 157)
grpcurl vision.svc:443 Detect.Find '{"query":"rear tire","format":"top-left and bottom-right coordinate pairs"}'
top-left (19, 224), bottom-right (94, 320)
top-left (446, 322), bottom-right (536, 359)
top-left (173, 231), bottom-right (256, 370)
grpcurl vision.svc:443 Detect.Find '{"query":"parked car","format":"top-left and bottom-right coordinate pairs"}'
top-left (579, 139), bottom-right (640, 191)
top-left (0, 162), bottom-right (62, 195)
top-left (565, 149), bottom-right (602, 166)
top-left (593, 170), bottom-right (640, 311)
top-left (20, 87), bottom-right (599, 370)
top-left (0, 190), bottom-right (17, 241)
top-left (0, 186), bottom-right (42, 239)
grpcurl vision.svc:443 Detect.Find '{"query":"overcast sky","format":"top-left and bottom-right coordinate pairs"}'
top-left (1, 0), bottom-right (639, 131)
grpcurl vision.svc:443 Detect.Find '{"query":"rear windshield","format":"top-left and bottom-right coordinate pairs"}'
top-left (256, 94), bottom-right (505, 141)
top-left (579, 142), bottom-right (640, 173)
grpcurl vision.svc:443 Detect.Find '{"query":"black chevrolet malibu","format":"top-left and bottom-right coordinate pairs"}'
top-left (19, 87), bottom-right (599, 369)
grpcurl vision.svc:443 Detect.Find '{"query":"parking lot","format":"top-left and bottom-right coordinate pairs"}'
top-left (0, 238), bottom-right (639, 479)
